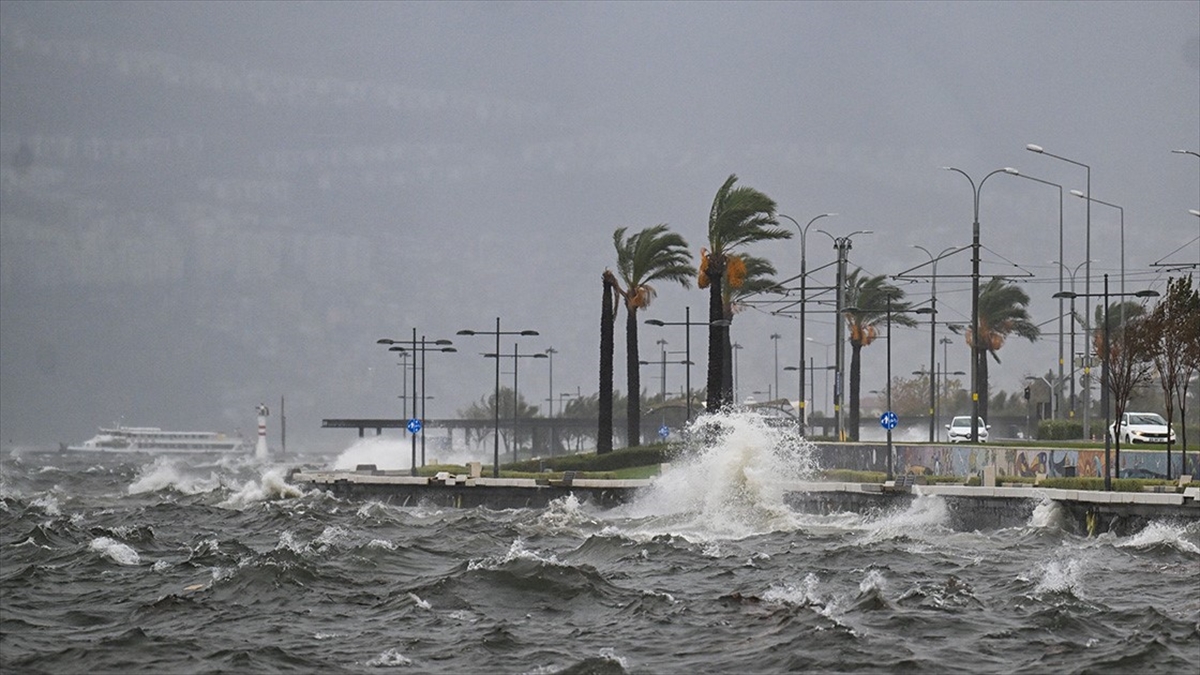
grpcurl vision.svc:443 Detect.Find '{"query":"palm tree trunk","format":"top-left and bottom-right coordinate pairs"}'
top-left (849, 341), bottom-right (863, 442)
top-left (598, 273), bottom-right (616, 454)
top-left (706, 256), bottom-right (729, 412)
top-left (626, 303), bottom-right (642, 447)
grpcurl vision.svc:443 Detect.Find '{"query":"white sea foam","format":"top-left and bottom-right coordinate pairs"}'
top-left (1032, 556), bottom-right (1087, 595)
top-left (859, 568), bottom-right (888, 594)
top-left (331, 436), bottom-right (412, 471)
top-left (858, 493), bottom-right (950, 543)
top-left (614, 409), bottom-right (818, 541)
top-left (90, 536), bottom-right (140, 566)
top-left (366, 538), bottom-right (396, 551)
top-left (1028, 497), bottom-right (1065, 529)
top-left (365, 647), bottom-right (412, 667)
top-left (468, 538), bottom-right (562, 571)
top-left (31, 494), bottom-right (61, 516)
top-left (763, 572), bottom-right (823, 606)
top-left (1118, 522), bottom-right (1200, 554)
top-left (128, 458), bottom-right (222, 495)
top-left (218, 468), bottom-right (305, 509)
top-left (408, 592), bottom-right (431, 610)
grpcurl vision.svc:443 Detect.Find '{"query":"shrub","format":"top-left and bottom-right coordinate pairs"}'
top-left (1037, 419), bottom-right (1084, 440)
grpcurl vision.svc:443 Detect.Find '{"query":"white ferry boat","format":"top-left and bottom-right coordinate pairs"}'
top-left (64, 426), bottom-right (247, 455)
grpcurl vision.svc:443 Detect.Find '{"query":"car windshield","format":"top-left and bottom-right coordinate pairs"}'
top-left (1129, 414), bottom-right (1167, 425)
top-left (951, 418), bottom-right (982, 428)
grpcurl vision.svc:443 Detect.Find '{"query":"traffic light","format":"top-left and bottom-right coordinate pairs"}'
top-left (1023, 386), bottom-right (1031, 400)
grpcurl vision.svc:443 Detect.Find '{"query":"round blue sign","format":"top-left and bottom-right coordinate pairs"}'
top-left (880, 411), bottom-right (898, 430)
top-left (407, 418), bottom-right (422, 434)
top-left (658, 425), bottom-right (670, 439)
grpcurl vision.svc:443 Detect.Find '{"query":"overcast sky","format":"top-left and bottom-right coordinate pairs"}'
top-left (2, 1), bottom-right (1197, 452)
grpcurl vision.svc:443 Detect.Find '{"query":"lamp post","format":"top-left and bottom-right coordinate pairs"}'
top-left (543, 347), bottom-right (558, 417)
top-left (484, 343), bottom-right (548, 463)
top-left (732, 342), bottom-right (744, 403)
top-left (779, 213), bottom-right (837, 434)
top-left (1053, 275), bottom-right (1159, 490)
top-left (769, 333), bottom-right (782, 406)
top-left (378, 331), bottom-right (456, 475)
top-left (1070, 190), bottom-right (1125, 311)
top-left (646, 307), bottom-right (729, 423)
top-left (816, 228), bottom-right (873, 441)
top-left (913, 245), bottom-right (955, 441)
top-left (941, 166), bottom-right (1009, 443)
top-left (1005, 167), bottom-right (1065, 418)
top-left (456, 319), bottom-right (539, 477)
top-left (806, 337), bottom-right (834, 423)
top-left (1027, 144), bottom-right (1093, 438)
top-left (1056, 259), bottom-right (1093, 419)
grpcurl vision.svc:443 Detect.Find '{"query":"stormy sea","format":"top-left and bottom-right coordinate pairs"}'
top-left (3, 412), bottom-right (1198, 674)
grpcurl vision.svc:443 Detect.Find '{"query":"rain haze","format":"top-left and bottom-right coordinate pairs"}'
top-left (1, 1), bottom-right (1197, 454)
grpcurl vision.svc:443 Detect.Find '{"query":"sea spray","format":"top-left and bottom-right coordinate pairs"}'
top-left (615, 409), bottom-right (818, 540)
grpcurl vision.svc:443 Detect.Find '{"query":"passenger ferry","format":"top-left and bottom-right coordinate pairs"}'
top-left (64, 426), bottom-right (247, 455)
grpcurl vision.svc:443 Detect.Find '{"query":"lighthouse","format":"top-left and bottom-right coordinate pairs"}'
top-left (255, 403), bottom-right (270, 460)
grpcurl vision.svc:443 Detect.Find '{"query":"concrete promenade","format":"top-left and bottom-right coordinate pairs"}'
top-left (288, 467), bottom-right (1200, 535)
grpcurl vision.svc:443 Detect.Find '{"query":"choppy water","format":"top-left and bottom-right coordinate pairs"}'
top-left (3, 412), bottom-right (1198, 674)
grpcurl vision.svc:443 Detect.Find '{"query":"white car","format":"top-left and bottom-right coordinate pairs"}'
top-left (1109, 412), bottom-right (1176, 444)
top-left (946, 416), bottom-right (989, 443)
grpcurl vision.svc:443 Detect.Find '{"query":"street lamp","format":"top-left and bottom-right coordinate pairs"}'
top-left (1005, 167), bottom-right (1066, 418)
top-left (769, 333), bottom-right (782, 406)
top-left (779, 212), bottom-right (837, 434)
top-left (732, 342), bottom-right (744, 403)
top-left (1027, 143), bottom-right (1094, 439)
top-left (1056, 259), bottom-right (1094, 419)
top-left (646, 307), bottom-right (729, 423)
top-left (544, 347), bottom-right (558, 417)
top-left (816, 228), bottom-right (873, 441)
top-left (1070, 190), bottom-right (1125, 307)
top-left (377, 332), bottom-right (456, 475)
top-left (912, 245), bottom-right (956, 441)
top-left (483, 343), bottom-right (548, 463)
top-left (1053, 276), bottom-right (1159, 490)
top-left (456, 319), bottom-right (540, 477)
top-left (941, 165), bottom-right (1009, 442)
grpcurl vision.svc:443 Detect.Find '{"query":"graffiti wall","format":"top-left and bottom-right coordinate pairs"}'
top-left (816, 442), bottom-right (1199, 480)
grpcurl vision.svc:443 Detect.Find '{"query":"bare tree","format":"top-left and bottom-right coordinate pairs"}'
top-left (1144, 276), bottom-right (1200, 479)
top-left (1099, 301), bottom-right (1154, 477)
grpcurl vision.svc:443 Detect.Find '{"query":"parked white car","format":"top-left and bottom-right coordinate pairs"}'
top-left (1108, 412), bottom-right (1176, 444)
top-left (946, 416), bottom-right (989, 443)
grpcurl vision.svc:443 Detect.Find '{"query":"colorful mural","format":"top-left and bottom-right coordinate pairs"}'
top-left (819, 443), bottom-right (1200, 480)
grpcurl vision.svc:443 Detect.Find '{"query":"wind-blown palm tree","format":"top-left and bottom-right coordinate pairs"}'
top-left (614, 225), bottom-right (693, 446)
top-left (843, 268), bottom-right (916, 441)
top-left (598, 270), bottom-right (622, 454)
top-left (700, 174), bottom-right (789, 413)
top-left (721, 254), bottom-right (784, 400)
top-left (967, 277), bottom-right (1040, 422)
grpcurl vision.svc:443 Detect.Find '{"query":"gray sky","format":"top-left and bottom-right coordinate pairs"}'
top-left (2, 1), bottom-right (1197, 452)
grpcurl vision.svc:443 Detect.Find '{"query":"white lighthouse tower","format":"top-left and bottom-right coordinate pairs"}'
top-left (255, 403), bottom-right (270, 460)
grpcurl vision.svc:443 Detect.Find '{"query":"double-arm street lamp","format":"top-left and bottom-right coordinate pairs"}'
top-left (483, 344), bottom-right (548, 463)
top-left (1070, 190), bottom-right (1125, 308)
top-left (941, 165), bottom-right (1009, 443)
top-left (817, 228), bottom-right (873, 441)
top-left (456, 319), bottom-right (539, 477)
top-left (1005, 167), bottom-right (1066, 416)
top-left (645, 307), bottom-right (728, 423)
top-left (1056, 259), bottom-right (1093, 418)
top-left (779, 213), bottom-right (837, 434)
top-left (1027, 144), bottom-right (1094, 438)
top-left (1054, 275), bottom-right (1159, 490)
top-left (912, 245), bottom-right (956, 442)
top-left (377, 331), bottom-right (456, 475)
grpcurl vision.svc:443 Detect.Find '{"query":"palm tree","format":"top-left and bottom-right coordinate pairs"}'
top-left (843, 268), bottom-right (916, 441)
top-left (598, 270), bottom-right (622, 454)
top-left (700, 174), bottom-right (789, 412)
top-left (614, 225), bottom-right (693, 446)
top-left (720, 254), bottom-right (784, 400)
top-left (966, 277), bottom-right (1040, 422)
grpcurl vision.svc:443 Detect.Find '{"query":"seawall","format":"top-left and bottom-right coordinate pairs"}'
top-left (288, 468), bottom-right (1200, 536)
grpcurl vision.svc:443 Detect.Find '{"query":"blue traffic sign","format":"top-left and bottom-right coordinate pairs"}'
top-left (880, 411), bottom-right (898, 430)
top-left (658, 425), bottom-right (670, 440)
top-left (407, 418), bottom-right (422, 434)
